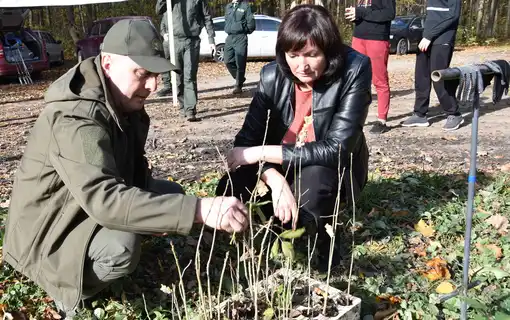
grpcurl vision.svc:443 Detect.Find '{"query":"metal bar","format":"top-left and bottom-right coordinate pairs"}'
top-left (460, 90), bottom-right (480, 320)
top-left (431, 65), bottom-right (493, 82)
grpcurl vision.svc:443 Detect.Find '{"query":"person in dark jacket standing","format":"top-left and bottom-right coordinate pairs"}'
top-left (155, 0), bottom-right (216, 122)
top-left (215, 5), bottom-right (371, 266)
top-left (224, 0), bottom-right (255, 94)
top-left (402, 0), bottom-right (463, 131)
top-left (345, 0), bottom-right (396, 134)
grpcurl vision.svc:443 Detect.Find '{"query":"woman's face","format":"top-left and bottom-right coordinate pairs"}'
top-left (285, 40), bottom-right (326, 86)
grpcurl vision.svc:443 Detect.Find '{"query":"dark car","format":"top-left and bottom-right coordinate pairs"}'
top-left (75, 16), bottom-right (154, 61)
top-left (0, 8), bottom-right (50, 79)
top-left (389, 15), bottom-right (425, 55)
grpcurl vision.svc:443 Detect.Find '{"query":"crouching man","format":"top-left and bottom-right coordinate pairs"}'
top-left (2, 19), bottom-right (248, 317)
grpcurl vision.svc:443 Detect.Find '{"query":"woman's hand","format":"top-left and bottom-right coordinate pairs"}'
top-left (264, 171), bottom-right (298, 229)
top-left (227, 147), bottom-right (262, 170)
top-left (227, 146), bottom-right (283, 171)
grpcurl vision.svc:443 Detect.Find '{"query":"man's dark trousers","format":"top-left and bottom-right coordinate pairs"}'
top-left (162, 36), bottom-right (201, 117)
top-left (224, 34), bottom-right (248, 88)
top-left (414, 44), bottom-right (460, 117)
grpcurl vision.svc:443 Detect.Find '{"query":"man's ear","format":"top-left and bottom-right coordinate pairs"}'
top-left (101, 53), bottom-right (112, 78)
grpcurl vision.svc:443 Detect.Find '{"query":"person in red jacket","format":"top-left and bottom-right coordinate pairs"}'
top-left (346, 0), bottom-right (396, 134)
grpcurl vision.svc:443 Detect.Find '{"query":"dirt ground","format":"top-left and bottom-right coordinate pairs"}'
top-left (1, 45), bottom-right (510, 199)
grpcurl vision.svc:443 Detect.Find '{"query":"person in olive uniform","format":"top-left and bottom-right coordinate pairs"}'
top-left (156, 0), bottom-right (216, 122)
top-left (2, 19), bottom-right (248, 317)
top-left (224, 0), bottom-right (255, 94)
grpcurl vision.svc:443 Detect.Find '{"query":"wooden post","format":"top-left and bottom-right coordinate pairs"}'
top-left (165, 0), bottom-right (178, 107)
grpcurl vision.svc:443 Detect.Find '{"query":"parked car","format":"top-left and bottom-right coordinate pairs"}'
top-left (199, 14), bottom-right (282, 62)
top-left (0, 8), bottom-right (50, 78)
top-left (75, 16), bottom-right (154, 61)
top-left (32, 30), bottom-right (64, 66)
top-left (389, 15), bottom-right (425, 55)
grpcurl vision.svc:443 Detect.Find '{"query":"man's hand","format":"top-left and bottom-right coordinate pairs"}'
top-left (266, 174), bottom-right (298, 229)
top-left (227, 147), bottom-right (261, 171)
top-left (210, 43), bottom-right (216, 54)
top-left (345, 6), bottom-right (356, 22)
top-left (196, 197), bottom-right (248, 233)
top-left (418, 38), bottom-right (431, 52)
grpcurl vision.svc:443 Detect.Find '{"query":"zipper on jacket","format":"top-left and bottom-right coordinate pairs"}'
top-left (73, 223), bottom-right (98, 309)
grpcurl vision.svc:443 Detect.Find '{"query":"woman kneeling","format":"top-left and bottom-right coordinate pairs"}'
top-left (216, 4), bottom-right (372, 264)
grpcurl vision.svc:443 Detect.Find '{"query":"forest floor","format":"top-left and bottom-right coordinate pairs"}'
top-left (1, 45), bottom-right (510, 319)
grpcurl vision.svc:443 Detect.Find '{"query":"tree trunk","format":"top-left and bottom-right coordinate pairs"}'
top-left (506, 0), bottom-right (510, 37)
top-left (467, 0), bottom-right (474, 28)
top-left (336, 0), bottom-right (341, 22)
top-left (280, 0), bottom-right (286, 16)
top-left (476, 0), bottom-right (485, 38)
top-left (45, 7), bottom-right (51, 27)
top-left (485, 0), bottom-right (499, 37)
top-left (66, 6), bottom-right (81, 44)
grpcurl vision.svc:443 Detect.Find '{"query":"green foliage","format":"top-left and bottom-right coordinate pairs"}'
top-left (1, 172), bottom-right (510, 319)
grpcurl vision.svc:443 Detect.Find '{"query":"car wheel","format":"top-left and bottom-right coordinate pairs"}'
top-left (213, 44), bottom-right (225, 63)
top-left (396, 38), bottom-right (408, 55)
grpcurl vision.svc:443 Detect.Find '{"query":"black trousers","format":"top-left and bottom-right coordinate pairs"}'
top-left (215, 164), bottom-right (343, 246)
top-left (414, 44), bottom-right (460, 117)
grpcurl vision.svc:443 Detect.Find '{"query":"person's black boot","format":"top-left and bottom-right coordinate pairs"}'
top-left (232, 85), bottom-right (242, 94)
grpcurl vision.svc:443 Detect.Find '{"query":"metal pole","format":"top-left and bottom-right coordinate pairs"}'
top-left (166, 0), bottom-right (178, 107)
top-left (460, 87), bottom-right (480, 320)
top-left (430, 65), bottom-right (492, 82)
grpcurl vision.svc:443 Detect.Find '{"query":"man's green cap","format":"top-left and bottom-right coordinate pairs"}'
top-left (102, 19), bottom-right (179, 74)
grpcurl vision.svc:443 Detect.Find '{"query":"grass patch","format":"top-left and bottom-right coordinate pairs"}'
top-left (0, 171), bottom-right (509, 319)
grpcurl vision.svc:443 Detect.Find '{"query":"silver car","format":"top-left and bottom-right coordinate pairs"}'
top-left (32, 30), bottom-right (64, 66)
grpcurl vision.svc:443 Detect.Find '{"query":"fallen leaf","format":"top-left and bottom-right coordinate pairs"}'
top-left (411, 245), bottom-right (427, 257)
top-left (436, 281), bottom-right (456, 294)
top-left (0, 199), bottom-right (9, 208)
top-left (415, 219), bottom-right (435, 237)
top-left (376, 294), bottom-right (402, 305)
top-left (392, 210), bottom-right (409, 217)
top-left (500, 163), bottom-right (510, 172)
top-left (325, 223), bottom-right (335, 238)
top-left (422, 257), bottom-right (451, 281)
top-left (442, 136), bottom-right (459, 141)
top-left (44, 307), bottom-right (62, 320)
top-left (196, 190), bottom-right (209, 197)
top-left (255, 180), bottom-right (269, 197)
top-left (314, 287), bottom-right (327, 297)
top-left (476, 243), bottom-right (503, 260)
top-left (167, 176), bottom-right (174, 181)
top-left (486, 214), bottom-right (509, 235)
top-left (368, 207), bottom-right (380, 218)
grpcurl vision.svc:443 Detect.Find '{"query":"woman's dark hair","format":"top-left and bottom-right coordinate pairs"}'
top-left (275, 5), bottom-right (346, 85)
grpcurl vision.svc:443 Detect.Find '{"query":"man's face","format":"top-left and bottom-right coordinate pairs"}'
top-left (101, 53), bottom-right (158, 113)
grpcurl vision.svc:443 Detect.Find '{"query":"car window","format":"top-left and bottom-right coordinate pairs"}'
top-left (90, 23), bottom-right (100, 36)
top-left (213, 20), bottom-right (225, 32)
top-left (46, 33), bottom-right (57, 43)
top-left (99, 21), bottom-right (113, 36)
top-left (410, 18), bottom-right (423, 28)
top-left (257, 19), bottom-right (280, 31)
top-left (391, 18), bottom-right (412, 27)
